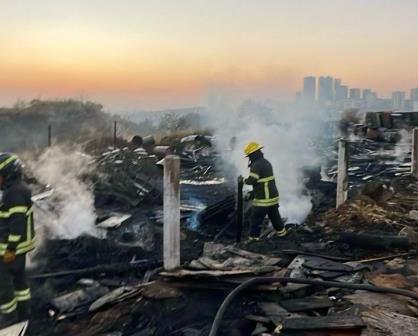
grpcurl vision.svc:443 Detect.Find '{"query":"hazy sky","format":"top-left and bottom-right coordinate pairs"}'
top-left (1, 0), bottom-right (418, 110)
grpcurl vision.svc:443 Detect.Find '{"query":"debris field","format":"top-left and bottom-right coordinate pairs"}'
top-left (7, 111), bottom-right (418, 336)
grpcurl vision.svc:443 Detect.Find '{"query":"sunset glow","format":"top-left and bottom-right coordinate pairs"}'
top-left (1, 0), bottom-right (418, 110)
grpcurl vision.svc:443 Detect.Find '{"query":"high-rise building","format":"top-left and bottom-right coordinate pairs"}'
top-left (364, 91), bottom-right (377, 108)
top-left (362, 89), bottom-right (372, 100)
top-left (318, 76), bottom-right (334, 103)
top-left (334, 79), bottom-right (341, 92)
top-left (392, 91), bottom-right (406, 110)
top-left (349, 88), bottom-right (361, 100)
top-left (336, 85), bottom-right (348, 101)
top-left (303, 76), bottom-right (316, 102)
top-left (334, 79), bottom-right (343, 101)
top-left (411, 88), bottom-right (418, 101)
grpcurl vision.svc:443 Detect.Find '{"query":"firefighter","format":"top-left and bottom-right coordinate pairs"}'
top-left (0, 153), bottom-right (35, 328)
top-left (243, 142), bottom-right (286, 240)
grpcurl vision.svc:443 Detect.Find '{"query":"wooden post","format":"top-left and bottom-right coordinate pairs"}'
top-left (236, 176), bottom-right (244, 243)
top-left (113, 121), bottom-right (117, 147)
top-left (336, 139), bottom-right (349, 208)
top-left (163, 155), bottom-right (181, 270)
top-left (48, 125), bottom-right (52, 147)
top-left (412, 128), bottom-right (418, 179)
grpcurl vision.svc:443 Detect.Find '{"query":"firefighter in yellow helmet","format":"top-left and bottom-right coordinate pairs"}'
top-left (243, 142), bottom-right (286, 240)
top-left (0, 153), bottom-right (35, 328)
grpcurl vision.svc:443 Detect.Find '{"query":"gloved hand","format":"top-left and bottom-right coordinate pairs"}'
top-left (3, 250), bottom-right (16, 264)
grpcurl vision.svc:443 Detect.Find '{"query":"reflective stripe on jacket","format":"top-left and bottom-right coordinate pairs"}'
top-left (0, 182), bottom-right (35, 256)
top-left (244, 157), bottom-right (279, 207)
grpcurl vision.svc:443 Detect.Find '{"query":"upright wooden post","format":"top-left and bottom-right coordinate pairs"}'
top-left (113, 121), bottom-right (117, 147)
top-left (236, 176), bottom-right (244, 243)
top-left (412, 128), bottom-right (418, 179)
top-left (336, 139), bottom-right (349, 208)
top-left (48, 125), bottom-right (52, 147)
top-left (163, 155), bottom-right (181, 270)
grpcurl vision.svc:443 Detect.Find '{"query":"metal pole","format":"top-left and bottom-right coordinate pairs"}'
top-left (412, 128), bottom-right (418, 179)
top-left (236, 176), bottom-right (244, 243)
top-left (163, 155), bottom-right (181, 270)
top-left (48, 125), bottom-right (52, 147)
top-left (336, 139), bottom-right (349, 208)
top-left (113, 121), bottom-right (117, 147)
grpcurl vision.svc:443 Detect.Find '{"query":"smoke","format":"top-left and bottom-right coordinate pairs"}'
top-left (29, 146), bottom-right (100, 240)
top-left (208, 97), bottom-right (327, 224)
top-left (394, 129), bottom-right (411, 162)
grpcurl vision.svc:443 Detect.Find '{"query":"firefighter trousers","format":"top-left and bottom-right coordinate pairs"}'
top-left (250, 205), bottom-right (284, 237)
top-left (0, 254), bottom-right (31, 321)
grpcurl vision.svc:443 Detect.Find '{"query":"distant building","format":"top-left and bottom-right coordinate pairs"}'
top-left (334, 79), bottom-right (346, 101)
top-left (303, 76), bottom-right (316, 102)
top-left (362, 89), bottom-right (372, 100)
top-left (318, 76), bottom-right (334, 103)
top-left (295, 91), bottom-right (302, 101)
top-left (411, 88), bottom-right (418, 101)
top-left (334, 78), bottom-right (341, 93)
top-left (364, 90), bottom-right (377, 107)
top-left (392, 91), bottom-right (406, 110)
top-left (336, 85), bottom-right (348, 101)
top-left (349, 88), bottom-right (361, 100)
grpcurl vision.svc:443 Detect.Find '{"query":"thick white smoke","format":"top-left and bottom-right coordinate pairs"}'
top-left (29, 147), bottom-right (100, 239)
top-left (209, 98), bottom-right (325, 223)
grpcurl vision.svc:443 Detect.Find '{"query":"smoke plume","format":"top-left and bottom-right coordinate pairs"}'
top-left (208, 98), bottom-right (326, 223)
top-left (29, 146), bottom-right (100, 239)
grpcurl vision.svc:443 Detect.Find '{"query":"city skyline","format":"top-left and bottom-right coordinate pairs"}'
top-left (300, 75), bottom-right (418, 101)
top-left (299, 75), bottom-right (418, 111)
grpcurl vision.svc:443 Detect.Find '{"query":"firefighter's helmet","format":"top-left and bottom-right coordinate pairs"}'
top-left (0, 153), bottom-right (23, 182)
top-left (243, 142), bottom-right (263, 156)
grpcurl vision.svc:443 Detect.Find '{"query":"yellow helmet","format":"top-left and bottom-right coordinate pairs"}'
top-left (244, 142), bottom-right (263, 156)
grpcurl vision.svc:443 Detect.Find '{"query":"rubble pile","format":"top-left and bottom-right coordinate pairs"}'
top-left (326, 138), bottom-right (411, 189)
top-left (30, 241), bottom-right (418, 336)
top-left (93, 147), bottom-right (163, 207)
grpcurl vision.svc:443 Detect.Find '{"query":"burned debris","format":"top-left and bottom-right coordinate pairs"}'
top-left (1, 102), bottom-right (418, 336)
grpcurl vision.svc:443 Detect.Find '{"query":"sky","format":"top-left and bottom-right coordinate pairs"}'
top-left (1, 0), bottom-right (418, 111)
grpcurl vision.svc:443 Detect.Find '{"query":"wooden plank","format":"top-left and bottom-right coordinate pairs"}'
top-left (356, 252), bottom-right (416, 263)
top-left (258, 302), bottom-right (302, 326)
top-left (337, 139), bottom-right (349, 208)
top-left (160, 269), bottom-right (254, 278)
top-left (245, 315), bottom-right (271, 324)
top-left (361, 310), bottom-right (418, 336)
top-left (282, 249), bottom-right (351, 262)
top-left (163, 155), bottom-right (181, 271)
top-left (279, 296), bottom-right (333, 312)
top-left (344, 291), bottom-right (415, 316)
top-left (282, 315), bottom-right (365, 331)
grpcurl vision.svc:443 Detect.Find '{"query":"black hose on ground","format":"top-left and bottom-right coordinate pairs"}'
top-left (208, 276), bottom-right (418, 336)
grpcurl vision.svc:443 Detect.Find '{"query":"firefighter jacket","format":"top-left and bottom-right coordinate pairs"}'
top-left (0, 181), bottom-right (35, 256)
top-left (245, 156), bottom-right (279, 207)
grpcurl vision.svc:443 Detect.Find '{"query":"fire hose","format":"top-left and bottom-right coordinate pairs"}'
top-left (208, 276), bottom-right (418, 336)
